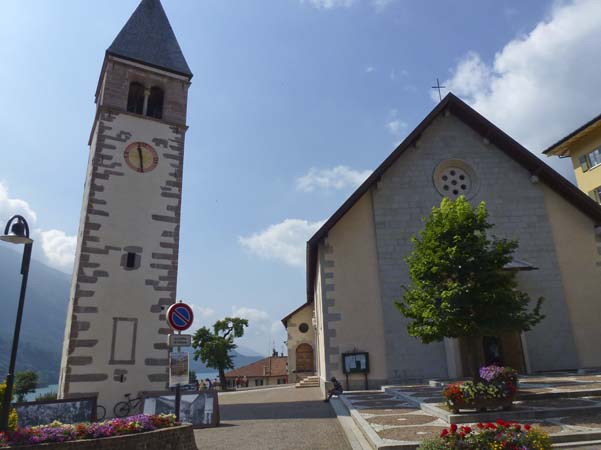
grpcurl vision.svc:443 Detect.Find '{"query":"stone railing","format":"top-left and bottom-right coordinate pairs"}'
top-left (2, 425), bottom-right (197, 450)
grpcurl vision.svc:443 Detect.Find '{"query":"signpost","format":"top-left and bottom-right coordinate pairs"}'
top-left (169, 334), bottom-right (192, 348)
top-left (166, 301), bottom-right (194, 421)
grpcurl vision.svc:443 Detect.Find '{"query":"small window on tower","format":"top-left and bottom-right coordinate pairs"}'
top-left (126, 252), bottom-right (136, 268)
top-left (127, 82), bottom-right (145, 115)
top-left (146, 86), bottom-right (164, 119)
top-left (121, 251), bottom-right (141, 270)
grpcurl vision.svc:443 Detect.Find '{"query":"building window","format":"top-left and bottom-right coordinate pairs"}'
top-left (147, 86), bottom-right (164, 119)
top-left (588, 186), bottom-right (601, 204)
top-left (121, 251), bottom-right (141, 270)
top-left (110, 318), bottom-right (138, 365)
top-left (580, 147), bottom-right (601, 172)
top-left (433, 160), bottom-right (479, 200)
top-left (127, 82), bottom-right (145, 115)
top-left (299, 323), bottom-right (309, 333)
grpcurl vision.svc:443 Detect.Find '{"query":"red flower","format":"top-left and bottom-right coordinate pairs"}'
top-left (524, 424), bottom-right (531, 431)
top-left (440, 429), bottom-right (449, 438)
top-left (450, 424), bottom-right (457, 433)
top-left (477, 423), bottom-right (484, 429)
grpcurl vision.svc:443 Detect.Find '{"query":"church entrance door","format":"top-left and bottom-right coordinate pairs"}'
top-left (296, 344), bottom-right (314, 373)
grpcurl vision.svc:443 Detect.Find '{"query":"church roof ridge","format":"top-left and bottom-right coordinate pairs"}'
top-left (107, 0), bottom-right (192, 78)
top-left (305, 93), bottom-right (601, 304)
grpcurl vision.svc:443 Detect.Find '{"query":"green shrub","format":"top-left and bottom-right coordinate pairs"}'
top-left (0, 381), bottom-right (18, 431)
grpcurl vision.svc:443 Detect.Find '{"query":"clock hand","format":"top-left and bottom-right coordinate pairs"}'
top-left (137, 145), bottom-right (144, 173)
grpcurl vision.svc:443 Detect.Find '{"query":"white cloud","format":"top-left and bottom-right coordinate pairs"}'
top-left (439, 0), bottom-right (601, 171)
top-left (304, 0), bottom-right (354, 9)
top-left (0, 182), bottom-right (37, 224)
top-left (232, 306), bottom-right (270, 322)
top-left (386, 109), bottom-right (408, 138)
top-left (302, 0), bottom-right (397, 10)
top-left (197, 306), bottom-right (215, 318)
top-left (239, 218), bottom-right (325, 267)
top-left (365, 66), bottom-right (375, 73)
top-left (0, 182), bottom-right (76, 272)
top-left (296, 166), bottom-right (371, 192)
top-left (37, 229), bottom-right (76, 271)
top-left (372, 0), bottom-right (397, 11)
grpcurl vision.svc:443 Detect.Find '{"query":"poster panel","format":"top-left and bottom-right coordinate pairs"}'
top-left (143, 391), bottom-right (220, 428)
top-left (14, 397), bottom-right (97, 427)
top-left (169, 351), bottom-right (189, 387)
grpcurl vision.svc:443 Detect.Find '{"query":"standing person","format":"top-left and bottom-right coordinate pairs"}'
top-left (243, 375), bottom-right (248, 387)
top-left (205, 378), bottom-right (213, 390)
top-left (324, 377), bottom-right (343, 402)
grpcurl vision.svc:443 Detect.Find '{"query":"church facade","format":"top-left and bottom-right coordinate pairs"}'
top-left (297, 94), bottom-right (601, 391)
top-left (58, 0), bottom-right (192, 411)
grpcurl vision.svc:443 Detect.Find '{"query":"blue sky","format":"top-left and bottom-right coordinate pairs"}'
top-left (1, 0), bottom-right (599, 354)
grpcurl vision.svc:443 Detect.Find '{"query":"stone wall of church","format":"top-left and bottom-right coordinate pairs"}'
top-left (542, 184), bottom-right (601, 368)
top-left (370, 112), bottom-right (578, 377)
top-left (58, 111), bottom-right (186, 411)
top-left (314, 194), bottom-right (388, 390)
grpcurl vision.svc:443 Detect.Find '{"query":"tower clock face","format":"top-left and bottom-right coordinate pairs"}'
top-left (124, 142), bottom-right (159, 173)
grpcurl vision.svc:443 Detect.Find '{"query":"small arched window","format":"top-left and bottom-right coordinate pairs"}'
top-left (126, 82), bottom-right (145, 115)
top-left (146, 86), bottom-right (164, 119)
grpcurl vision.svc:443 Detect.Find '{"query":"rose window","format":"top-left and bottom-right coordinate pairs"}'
top-left (433, 160), bottom-right (479, 199)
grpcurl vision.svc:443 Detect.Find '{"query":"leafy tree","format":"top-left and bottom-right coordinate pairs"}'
top-left (192, 318), bottom-right (249, 389)
top-left (395, 197), bottom-right (544, 378)
top-left (14, 371), bottom-right (38, 402)
top-left (189, 370), bottom-right (198, 385)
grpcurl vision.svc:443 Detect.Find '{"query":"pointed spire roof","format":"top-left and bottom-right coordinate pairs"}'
top-left (107, 0), bottom-right (192, 78)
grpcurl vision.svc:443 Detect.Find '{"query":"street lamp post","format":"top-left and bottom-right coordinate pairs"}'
top-left (0, 215), bottom-right (33, 432)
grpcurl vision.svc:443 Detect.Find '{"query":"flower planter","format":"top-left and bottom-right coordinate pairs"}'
top-left (448, 394), bottom-right (515, 414)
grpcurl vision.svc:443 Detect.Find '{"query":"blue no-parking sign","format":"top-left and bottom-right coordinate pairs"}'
top-left (166, 302), bottom-right (194, 331)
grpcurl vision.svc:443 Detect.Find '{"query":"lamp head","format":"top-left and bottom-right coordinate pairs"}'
top-left (1, 215), bottom-right (33, 244)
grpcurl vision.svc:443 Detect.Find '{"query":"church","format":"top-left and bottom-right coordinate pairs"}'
top-left (285, 94), bottom-right (601, 391)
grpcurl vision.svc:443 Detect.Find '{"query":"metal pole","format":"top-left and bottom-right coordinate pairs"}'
top-left (174, 330), bottom-right (181, 422)
top-left (0, 242), bottom-right (32, 432)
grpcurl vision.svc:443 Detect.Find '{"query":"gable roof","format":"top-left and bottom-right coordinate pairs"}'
top-left (107, 0), bottom-right (192, 78)
top-left (306, 93), bottom-right (601, 304)
top-left (281, 303), bottom-right (313, 327)
top-left (224, 356), bottom-right (288, 378)
top-left (543, 112), bottom-right (601, 156)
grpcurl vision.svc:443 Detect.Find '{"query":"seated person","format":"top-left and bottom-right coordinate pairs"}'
top-left (324, 377), bottom-right (343, 402)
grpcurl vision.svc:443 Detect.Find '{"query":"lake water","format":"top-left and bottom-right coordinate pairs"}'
top-left (25, 372), bottom-right (219, 402)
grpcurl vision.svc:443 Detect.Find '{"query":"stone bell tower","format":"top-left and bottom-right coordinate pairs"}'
top-left (58, 0), bottom-right (192, 413)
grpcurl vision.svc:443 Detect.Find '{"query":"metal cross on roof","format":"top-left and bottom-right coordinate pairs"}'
top-left (432, 78), bottom-right (446, 101)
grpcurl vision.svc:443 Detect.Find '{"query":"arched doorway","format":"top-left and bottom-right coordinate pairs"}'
top-left (296, 343), bottom-right (314, 373)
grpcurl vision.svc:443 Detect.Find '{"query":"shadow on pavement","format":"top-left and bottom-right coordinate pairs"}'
top-left (219, 400), bottom-right (335, 420)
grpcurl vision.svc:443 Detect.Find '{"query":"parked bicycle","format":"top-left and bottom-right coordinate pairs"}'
top-left (96, 404), bottom-right (106, 421)
top-left (113, 393), bottom-right (143, 418)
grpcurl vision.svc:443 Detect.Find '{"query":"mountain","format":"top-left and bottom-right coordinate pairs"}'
top-left (0, 245), bottom-right (70, 385)
top-left (0, 246), bottom-right (263, 385)
top-left (188, 349), bottom-right (263, 375)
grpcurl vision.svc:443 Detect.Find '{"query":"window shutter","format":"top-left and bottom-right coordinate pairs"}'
top-left (579, 155), bottom-right (590, 172)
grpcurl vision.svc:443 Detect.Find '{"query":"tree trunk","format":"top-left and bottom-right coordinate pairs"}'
top-left (219, 368), bottom-right (227, 391)
top-left (467, 336), bottom-right (483, 381)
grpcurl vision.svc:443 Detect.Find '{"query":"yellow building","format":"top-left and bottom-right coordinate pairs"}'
top-left (544, 113), bottom-right (601, 203)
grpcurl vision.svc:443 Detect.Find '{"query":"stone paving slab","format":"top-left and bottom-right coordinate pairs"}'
top-left (194, 386), bottom-right (352, 450)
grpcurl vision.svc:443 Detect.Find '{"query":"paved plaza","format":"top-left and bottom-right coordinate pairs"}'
top-left (341, 372), bottom-right (601, 449)
top-left (194, 385), bottom-right (352, 450)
